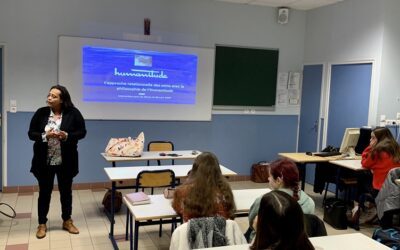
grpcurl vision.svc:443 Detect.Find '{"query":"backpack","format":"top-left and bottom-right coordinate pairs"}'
top-left (250, 161), bottom-right (269, 183)
top-left (102, 189), bottom-right (123, 213)
top-left (323, 198), bottom-right (347, 230)
top-left (372, 227), bottom-right (400, 249)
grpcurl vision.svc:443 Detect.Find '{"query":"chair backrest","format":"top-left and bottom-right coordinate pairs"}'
top-left (135, 169), bottom-right (176, 191)
top-left (304, 214), bottom-right (327, 237)
top-left (147, 141), bottom-right (175, 165)
top-left (148, 141), bottom-right (174, 151)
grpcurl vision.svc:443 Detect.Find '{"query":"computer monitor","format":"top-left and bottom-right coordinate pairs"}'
top-left (339, 128), bottom-right (360, 155)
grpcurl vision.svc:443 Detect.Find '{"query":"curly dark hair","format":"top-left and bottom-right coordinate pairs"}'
top-left (49, 85), bottom-right (75, 109)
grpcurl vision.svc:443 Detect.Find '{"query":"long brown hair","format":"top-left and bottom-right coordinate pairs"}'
top-left (183, 152), bottom-right (235, 219)
top-left (251, 191), bottom-right (314, 250)
top-left (371, 127), bottom-right (400, 163)
top-left (269, 158), bottom-right (300, 201)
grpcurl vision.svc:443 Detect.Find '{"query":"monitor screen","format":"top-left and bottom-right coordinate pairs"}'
top-left (339, 128), bottom-right (360, 154)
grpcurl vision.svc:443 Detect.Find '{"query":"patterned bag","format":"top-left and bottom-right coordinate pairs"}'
top-left (105, 132), bottom-right (145, 157)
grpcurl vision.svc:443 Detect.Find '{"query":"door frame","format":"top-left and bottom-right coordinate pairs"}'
top-left (321, 59), bottom-right (378, 148)
top-left (0, 44), bottom-right (6, 189)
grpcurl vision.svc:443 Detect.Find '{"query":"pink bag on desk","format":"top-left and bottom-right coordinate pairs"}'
top-left (105, 132), bottom-right (145, 157)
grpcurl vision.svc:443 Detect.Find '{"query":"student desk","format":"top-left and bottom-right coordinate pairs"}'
top-left (278, 153), bottom-right (344, 190)
top-left (329, 159), bottom-right (363, 171)
top-left (124, 188), bottom-right (270, 250)
top-left (101, 150), bottom-right (200, 167)
top-left (104, 164), bottom-right (237, 182)
top-left (328, 159), bottom-right (367, 197)
top-left (102, 150), bottom-right (199, 249)
top-left (105, 164), bottom-right (237, 250)
top-left (199, 233), bottom-right (391, 250)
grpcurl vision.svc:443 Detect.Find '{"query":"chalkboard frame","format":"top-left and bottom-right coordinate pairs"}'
top-left (213, 45), bottom-right (279, 111)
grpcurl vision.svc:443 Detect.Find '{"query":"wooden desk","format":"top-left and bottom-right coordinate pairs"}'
top-left (278, 153), bottom-right (342, 190)
top-left (124, 188), bottom-right (270, 250)
top-left (101, 150), bottom-right (200, 167)
top-left (279, 152), bottom-right (343, 163)
top-left (106, 164), bottom-right (237, 250)
top-left (278, 152), bottom-right (360, 190)
top-left (200, 233), bottom-right (391, 250)
top-left (328, 159), bottom-right (368, 198)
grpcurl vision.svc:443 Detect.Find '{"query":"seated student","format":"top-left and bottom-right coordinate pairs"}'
top-left (375, 167), bottom-right (400, 229)
top-left (172, 152), bottom-right (236, 222)
top-left (350, 127), bottom-right (400, 229)
top-left (251, 190), bottom-right (315, 250)
top-left (169, 216), bottom-right (247, 250)
top-left (247, 158), bottom-right (315, 242)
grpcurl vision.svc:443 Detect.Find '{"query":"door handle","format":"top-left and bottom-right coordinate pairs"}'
top-left (312, 120), bottom-right (318, 132)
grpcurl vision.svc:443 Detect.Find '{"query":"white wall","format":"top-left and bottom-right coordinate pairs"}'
top-left (379, 0), bottom-right (400, 120)
top-left (0, 0), bottom-right (306, 113)
top-left (304, 0), bottom-right (385, 125)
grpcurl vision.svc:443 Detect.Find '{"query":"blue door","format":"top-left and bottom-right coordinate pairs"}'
top-left (298, 65), bottom-right (323, 152)
top-left (326, 63), bottom-right (372, 147)
top-left (298, 64), bottom-right (323, 184)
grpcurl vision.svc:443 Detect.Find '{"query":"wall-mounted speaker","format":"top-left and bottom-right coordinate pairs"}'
top-left (277, 7), bottom-right (289, 24)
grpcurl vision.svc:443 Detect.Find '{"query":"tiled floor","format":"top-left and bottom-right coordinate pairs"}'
top-left (0, 181), bottom-right (379, 250)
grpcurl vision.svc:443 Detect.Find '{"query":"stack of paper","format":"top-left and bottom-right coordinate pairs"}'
top-left (125, 191), bottom-right (151, 205)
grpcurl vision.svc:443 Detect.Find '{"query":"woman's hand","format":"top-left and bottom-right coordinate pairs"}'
top-left (57, 131), bottom-right (68, 141)
top-left (46, 129), bottom-right (67, 140)
top-left (369, 133), bottom-right (377, 147)
top-left (46, 129), bottom-right (59, 139)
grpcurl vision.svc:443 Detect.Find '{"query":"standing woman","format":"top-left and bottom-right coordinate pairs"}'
top-left (28, 85), bottom-right (86, 239)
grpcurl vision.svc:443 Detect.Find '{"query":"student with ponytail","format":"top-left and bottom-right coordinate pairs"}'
top-left (246, 158), bottom-right (315, 242)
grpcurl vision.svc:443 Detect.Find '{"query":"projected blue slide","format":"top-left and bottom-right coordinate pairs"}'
top-left (82, 46), bottom-right (198, 104)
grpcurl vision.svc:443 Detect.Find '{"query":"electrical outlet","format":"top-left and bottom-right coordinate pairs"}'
top-left (397, 112), bottom-right (400, 120)
top-left (386, 120), bottom-right (397, 125)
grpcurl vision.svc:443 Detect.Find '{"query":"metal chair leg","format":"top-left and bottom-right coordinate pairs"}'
top-left (323, 182), bottom-right (329, 206)
top-left (125, 211), bottom-right (130, 240)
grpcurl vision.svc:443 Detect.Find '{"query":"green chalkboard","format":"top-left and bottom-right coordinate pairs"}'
top-left (213, 45), bottom-right (278, 108)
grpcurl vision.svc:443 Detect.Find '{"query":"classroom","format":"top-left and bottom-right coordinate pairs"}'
top-left (0, 0), bottom-right (400, 249)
